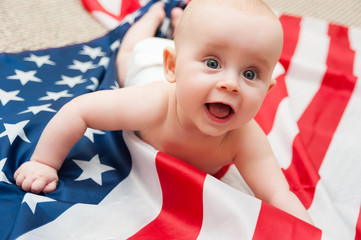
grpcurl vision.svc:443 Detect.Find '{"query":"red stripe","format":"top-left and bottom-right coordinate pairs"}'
top-left (252, 202), bottom-right (322, 240)
top-left (284, 24), bottom-right (358, 209)
top-left (129, 152), bottom-right (206, 239)
top-left (355, 207), bottom-right (361, 240)
top-left (81, 0), bottom-right (141, 21)
top-left (120, 0), bottom-right (142, 20)
top-left (256, 15), bottom-right (302, 134)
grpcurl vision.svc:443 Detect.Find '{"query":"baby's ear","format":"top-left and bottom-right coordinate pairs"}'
top-left (163, 46), bottom-right (176, 83)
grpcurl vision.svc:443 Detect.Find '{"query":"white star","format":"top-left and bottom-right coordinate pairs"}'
top-left (55, 75), bottom-right (86, 88)
top-left (0, 89), bottom-right (24, 106)
top-left (24, 54), bottom-right (56, 67)
top-left (68, 60), bottom-right (97, 73)
top-left (79, 46), bottom-right (106, 60)
top-left (7, 69), bottom-right (42, 85)
top-left (22, 193), bottom-right (56, 214)
top-left (86, 77), bottom-right (99, 91)
top-left (18, 103), bottom-right (56, 115)
top-left (110, 40), bottom-right (120, 51)
top-left (84, 128), bottom-right (105, 142)
top-left (73, 155), bottom-right (115, 185)
top-left (39, 90), bottom-right (73, 101)
top-left (0, 158), bottom-right (10, 184)
top-left (0, 120), bottom-right (30, 144)
top-left (110, 81), bottom-right (120, 90)
top-left (97, 56), bottom-right (110, 68)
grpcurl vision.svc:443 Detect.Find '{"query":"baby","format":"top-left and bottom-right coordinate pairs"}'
top-left (14, 0), bottom-right (313, 225)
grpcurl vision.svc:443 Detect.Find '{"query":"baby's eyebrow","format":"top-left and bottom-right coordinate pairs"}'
top-left (201, 41), bottom-right (227, 50)
top-left (250, 54), bottom-right (270, 66)
top-left (254, 54), bottom-right (275, 70)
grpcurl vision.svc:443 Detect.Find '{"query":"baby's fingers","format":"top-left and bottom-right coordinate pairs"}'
top-left (31, 179), bottom-right (49, 194)
top-left (14, 165), bottom-right (26, 183)
top-left (43, 181), bottom-right (57, 194)
top-left (13, 168), bottom-right (20, 180)
top-left (21, 177), bottom-right (35, 192)
top-left (18, 177), bottom-right (46, 194)
top-left (15, 173), bottom-right (25, 188)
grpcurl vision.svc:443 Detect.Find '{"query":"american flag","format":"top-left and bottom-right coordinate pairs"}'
top-left (0, 0), bottom-right (359, 239)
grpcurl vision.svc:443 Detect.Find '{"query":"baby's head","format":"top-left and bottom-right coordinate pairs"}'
top-left (168, 0), bottom-right (284, 80)
top-left (163, 0), bottom-right (284, 135)
top-left (166, 0), bottom-right (283, 86)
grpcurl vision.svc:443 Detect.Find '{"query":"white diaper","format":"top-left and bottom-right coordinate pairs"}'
top-left (124, 37), bottom-right (175, 87)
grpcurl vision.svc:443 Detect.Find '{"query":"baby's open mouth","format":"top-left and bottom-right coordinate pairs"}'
top-left (206, 103), bottom-right (234, 119)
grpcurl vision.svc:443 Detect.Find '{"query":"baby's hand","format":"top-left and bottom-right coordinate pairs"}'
top-left (14, 161), bottom-right (58, 194)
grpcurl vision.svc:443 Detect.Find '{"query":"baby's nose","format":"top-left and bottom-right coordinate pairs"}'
top-left (216, 78), bottom-right (240, 94)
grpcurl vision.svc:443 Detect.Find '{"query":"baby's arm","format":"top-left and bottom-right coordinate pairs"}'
top-left (14, 83), bottom-right (169, 194)
top-left (14, 97), bottom-right (90, 193)
top-left (234, 120), bottom-right (313, 225)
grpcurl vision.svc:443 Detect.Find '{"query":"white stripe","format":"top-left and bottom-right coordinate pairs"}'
top-left (268, 17), bottom-right (329, 169)
top-left (308, 26), bottom-right (361, 240)
top-left (285, 17), bottom-right (329, 120)
top-left (197, 175), bottom-right (261, 240)
top-left (19, 131), bottom-right (162, 240)
top-left (98, 0), bottom-right (122, 16)
top-left (268, 99), bottom-right (299, 169)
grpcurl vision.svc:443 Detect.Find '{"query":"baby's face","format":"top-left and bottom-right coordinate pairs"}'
top-left (173, 3), bottom-right (283, 136)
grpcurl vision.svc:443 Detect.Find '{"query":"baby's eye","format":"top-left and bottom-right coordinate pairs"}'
top-left (243, 70), bottom-right (257, 80)
top-left (205, 59), bottom-right (220, 69)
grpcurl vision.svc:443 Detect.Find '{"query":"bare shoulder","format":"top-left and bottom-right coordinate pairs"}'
top-left (139, 81), bottom-right (172, 99)
top-left (126, 81), bottom-right (172, 114)
top-left (217, 120), bottom-right (264, 159)
top-left (228, 119), bottom-right (265, 143)
top-left (111, 81), bottom-right (171, 107)
top-left (233, 119), bottom-right (272, 162)
top-left (238, 119), bottom-right (265, 135)
top-left (113, 81), bottom-right (173, 130)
